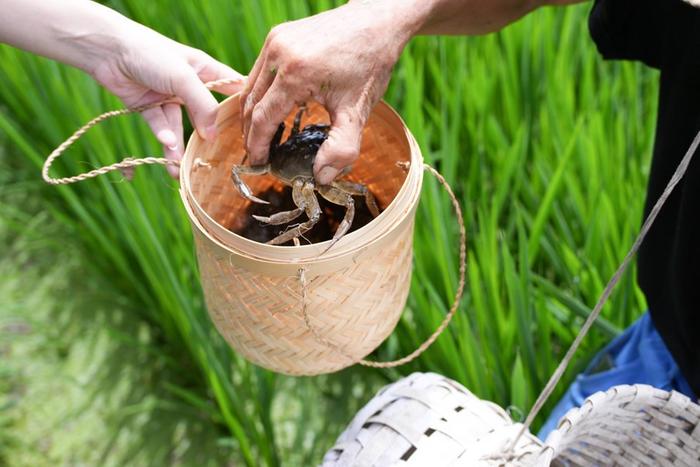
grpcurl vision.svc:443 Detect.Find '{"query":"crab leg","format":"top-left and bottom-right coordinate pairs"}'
top-left (253, 179), bottom-right (305, 225)
top-left (253, 208), bottom-right (304, 225)
top-left (318, 185), bottom-right (355, 253)
top-left (267, 181), bottom-right (321, 245)
top-left (331, 180), bottom-right (380, 217)
top-left (231, 164), bottom-right (271, 204)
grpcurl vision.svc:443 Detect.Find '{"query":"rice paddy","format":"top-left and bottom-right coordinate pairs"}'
top-left (0, 1), bottom-right (657, 464)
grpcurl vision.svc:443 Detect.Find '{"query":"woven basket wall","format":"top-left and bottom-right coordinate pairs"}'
top-left (179, 96), bottom-right (424, 375)
top-left (545, 385), bottom-right (700, 466)
top-left (322, 372), bottom-right (545, 466)
top-left (322, 373), bottom-right (700, 466)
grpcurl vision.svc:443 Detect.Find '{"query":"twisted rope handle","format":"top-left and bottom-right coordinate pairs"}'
top-left (299, 162), bottom-right (467, 368)
top-left (42, 78), bottom-right (241, 185)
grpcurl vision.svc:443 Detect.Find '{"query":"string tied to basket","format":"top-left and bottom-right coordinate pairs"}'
top-left (504, 129), bottom-right (700, 452)
top-left (297, 162), bottom-right (468, 368)
top-left (41, 77), bottom-right (241, 185)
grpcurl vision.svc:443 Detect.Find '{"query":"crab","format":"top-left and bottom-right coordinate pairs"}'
top-left (231, 106), bottom-right (380, 249)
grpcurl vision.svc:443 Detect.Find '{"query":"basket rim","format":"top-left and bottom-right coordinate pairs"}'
top-left (179, 95), bottom-right (425, 272)
top-left (181, 171), bottom-right (420, 276)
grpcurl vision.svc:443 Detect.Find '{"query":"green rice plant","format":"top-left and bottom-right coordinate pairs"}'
top-left (0, 1), bottom-right (657, 464)
top-left (0, 148), bottom-right (233, 466)
top-left (386, 8), bottom-right (655, 413)
top-left (0, 227), bottom-right (234, 466)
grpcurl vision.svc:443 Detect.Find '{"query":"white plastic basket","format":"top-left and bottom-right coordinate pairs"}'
top-left (322, 372), bottom-right (700, 466)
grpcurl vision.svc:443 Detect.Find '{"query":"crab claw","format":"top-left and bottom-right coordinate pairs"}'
top-left (231, 164), bottom-right (271, 204)
top-left (235, 181), bottom-right (270, 204)
top-left (242, 192), bottom-right (270, 205)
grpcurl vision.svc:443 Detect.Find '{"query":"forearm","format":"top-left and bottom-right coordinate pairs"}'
top-left (350, 0), bottom-right (583, 39)
top-left (415, 0), bottom-right (584, 35)
top-left (0, 0), bottom-right (144, 74)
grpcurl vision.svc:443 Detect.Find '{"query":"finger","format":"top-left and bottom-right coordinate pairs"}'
top-left (244, 48), bottom-right (268, 95)
top-left (242, 57), bottom-right (277, 146)
top-left (141, 105), bottom-right (179, 150)
top-left (171, 69), bottom-right (219, 141)
top-left (240, 50), bottom-right (269, 133)
top-left (246, 81), bottom-right (296, 165)
top-left (162, 103), bottom-right (184, 179)
top-left (194, 57), bottom-right (246, 95)
top-left (313, 110), bottom-right (365, 185)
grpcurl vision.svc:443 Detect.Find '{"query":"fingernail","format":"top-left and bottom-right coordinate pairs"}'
top-left (167, 144), bottom-right (179, 151)
top-left (317, 166), bottom-right (339, 185)
top-left (157, 129), bottom-right (177, 147)
top-left (205, 124), bottom-right (218, 141)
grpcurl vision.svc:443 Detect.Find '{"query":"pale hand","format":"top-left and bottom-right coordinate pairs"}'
top-left (91, 31), bottom-right (244, 177)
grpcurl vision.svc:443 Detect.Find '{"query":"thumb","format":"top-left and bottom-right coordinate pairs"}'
top-left (313, 110), bottom-right (365, 185)
top-left (171, 69), bottom-right (220, 141)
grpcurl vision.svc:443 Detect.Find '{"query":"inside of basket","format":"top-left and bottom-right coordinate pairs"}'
top-left (188, 99), bottom-right (412, 235)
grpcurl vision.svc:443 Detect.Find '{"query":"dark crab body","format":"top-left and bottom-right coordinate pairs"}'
top-left (231, 106), bottom-right (379, 250)
top-left (268, 121), bottom-right (329, 182)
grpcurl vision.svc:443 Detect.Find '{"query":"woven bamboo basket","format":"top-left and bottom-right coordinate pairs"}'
top-left (322, 372), bottom-right (700, 466)
top-left (42, 82), bottom-right (464, 376)
top-left (179, 96), bottom-right (424, 375)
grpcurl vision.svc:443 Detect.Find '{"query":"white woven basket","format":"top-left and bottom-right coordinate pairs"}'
top-left (321, 372), bottom-right (544, 466)
top-left (545, 384), bottom-right (700, 466)
top-left (322, 373), bottom-right (700, 466)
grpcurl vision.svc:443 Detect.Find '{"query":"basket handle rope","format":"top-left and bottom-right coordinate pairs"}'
top-left (41, 78), bottom-right (240, 185)
top-left (298, 162), bottom-right (468, 368)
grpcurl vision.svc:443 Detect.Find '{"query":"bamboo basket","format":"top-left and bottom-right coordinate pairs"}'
top-left (42, 84), bottom-right (460, 376)
top-left (179, 96), bottom-right (424, 375)
top-left (322, 373), bottom-right (700, 466)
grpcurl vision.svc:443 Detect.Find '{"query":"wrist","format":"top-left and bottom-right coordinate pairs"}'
top-left (50, 2), bottom-right (145, 75)
top-left (64, 18), bottom-right (129, 75)
top-left (344, 0), bottom-right (433, 54)
top-left (0, 0), bottom-right (132, 73)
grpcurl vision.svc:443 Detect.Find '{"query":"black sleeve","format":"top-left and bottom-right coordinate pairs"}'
top-left (589, 0), bottom-right (683, 69)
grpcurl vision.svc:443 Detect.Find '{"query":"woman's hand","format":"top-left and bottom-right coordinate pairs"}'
top-left (90, 31), bottom-right (244, 176)
top-left (0, 0), bottom-right (244, 177)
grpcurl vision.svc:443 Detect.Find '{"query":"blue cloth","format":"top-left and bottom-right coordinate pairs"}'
top-left (537, 312), bottom-right (697, 440)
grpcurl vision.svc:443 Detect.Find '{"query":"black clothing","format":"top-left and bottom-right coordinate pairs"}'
top-left (589, 0), bottom-right (700, 396)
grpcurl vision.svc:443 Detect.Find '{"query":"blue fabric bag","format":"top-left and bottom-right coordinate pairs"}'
top-left (538, 312), bottom-right (696, 440)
